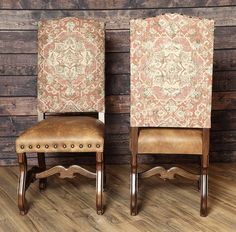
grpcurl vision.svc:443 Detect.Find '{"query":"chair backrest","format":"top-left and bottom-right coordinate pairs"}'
top-left (130, 13), bottom-right (214, 128)
top-left (38, 17), bottom-right (105, 114)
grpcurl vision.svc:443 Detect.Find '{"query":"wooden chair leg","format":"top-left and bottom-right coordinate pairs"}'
top-left (200, 128), bottom-right (209, 217)
top-left (17, 153), bottom-right (28, 215)
top-left (197, 156), bottom-right (201, 191)
top-left (200, 167), bottom-right (208, 217)
top-left (96, 152), bottom-right (103, 215)
top-left (130, 154), bottom-right (138, 216)
top-left (37, 153), bottom-right (47, 191)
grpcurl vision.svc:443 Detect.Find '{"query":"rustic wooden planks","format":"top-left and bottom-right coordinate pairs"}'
top-left (0, 3), bottom-right (236, 165)
top-left (0, 50), bottom-right (236, 75)
top-left (105, 93), bottom-right (236, 114)
top-left (0, 72), bottom-right (235, 97)
top-left (0, 31), bottom-right (37, 53)
top-left (0, 50), bottom-right (235, 76)
top-left (0, 76), bottom-right (36, 96)
top-left (0, 164), bottom-right (235, 230)
top-left (1, 0), bottom-right (235, 9)
top-left (0, 8), bottom-right (235, 30)
top-left (0, 72), bottom-right (235, 102)
top-left (0, 97), bottom-right (37, 116)
top-left (213, 71), bottom-right (236, 92)
top-left (0, 54), bottom-right (37, 76)
top-left (0, 116), bottom-right (37, 136)
top-left (1, 110), bottom-right (236, 137)
top-left (1, 27), bottom-right (236, 53)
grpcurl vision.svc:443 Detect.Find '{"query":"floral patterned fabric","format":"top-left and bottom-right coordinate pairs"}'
top-left (38, 17), bottom-right (105, 113)
top-left (130, 14), bottom-right (214, 128)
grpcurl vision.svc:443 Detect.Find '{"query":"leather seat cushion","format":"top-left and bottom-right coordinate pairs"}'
top-left (138, 128), bottom-right (202, 155)
top-left (16, 116), bottom-right (104, 153)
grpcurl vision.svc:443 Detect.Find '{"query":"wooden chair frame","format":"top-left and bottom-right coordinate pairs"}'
top-left (130, 127), bottom-right (209, 217)
top-left (17, 112), bottom-right (105, 215)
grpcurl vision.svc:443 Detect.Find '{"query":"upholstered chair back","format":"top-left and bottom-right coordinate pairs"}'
top-left (38, 17), bottom-right (105, 113)
top-left (130, 14), bottom-right (214, 128)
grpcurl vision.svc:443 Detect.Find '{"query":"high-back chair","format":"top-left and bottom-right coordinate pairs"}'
top-left (16, 17), bottom-right (105, 215)
top-left (130, 13), bottom-right (214, 216)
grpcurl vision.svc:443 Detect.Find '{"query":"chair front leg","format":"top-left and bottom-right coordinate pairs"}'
top-left (37, 153), bottom-right (47, 190)
top-left (200, 166), bottom-right (208, 217)
top-left (17, 153), bottom-right (28, 215)
top-left (130, 154), bottom-right (138, 216)
top-left (96, 152), bottom-right (103, 215)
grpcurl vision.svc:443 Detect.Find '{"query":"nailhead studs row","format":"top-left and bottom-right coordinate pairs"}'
top-left (20, 144), bottom-right (101, 149)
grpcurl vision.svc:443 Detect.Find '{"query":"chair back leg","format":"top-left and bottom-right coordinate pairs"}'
top-left (200, 166), bottom-right (208, 216)
top-left (37, 153), bottom-right (47, 190)
top-left (130, 154), bottom-right (138, 215)
top-left (17, 153), bottom-right (28, 215)
top-left (96, 152), bottom-right (104, 215)
top-left (201, 128), bottom-right (209, 216)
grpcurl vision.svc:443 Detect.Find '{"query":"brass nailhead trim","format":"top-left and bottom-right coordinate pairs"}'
top-left (29, 145), bottom-right (32, 149)
top-left (36, 145), bottom-right (40, 149)
top-left (45, 144), bottom-right (49, 149)
top-left (63, 144), bottom-right (67, 148)
top-left (88, 144), bottom-right (92, 148)
top-left (96, 144), bottom-right (100, 148)
top-left (79, 144), bottom-right (83, 148)
top-left (20, 145), bottom-right (24, 149)
top-left (71, 144), bottom-right (75, 148)
top-left (54, 144), bottom-right (57, 148)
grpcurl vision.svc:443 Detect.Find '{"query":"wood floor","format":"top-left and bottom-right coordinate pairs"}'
top-left (0, 163), bottom-right (236, 232)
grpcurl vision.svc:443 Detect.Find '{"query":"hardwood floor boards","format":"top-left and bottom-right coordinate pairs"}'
top-left (0, 163), bottom-right (235, 232)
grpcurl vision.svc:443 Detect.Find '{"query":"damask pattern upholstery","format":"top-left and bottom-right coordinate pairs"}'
top-left (130, 14), bottom-right (214, 128)
top-left (38, 17), bottom-right (105, 113)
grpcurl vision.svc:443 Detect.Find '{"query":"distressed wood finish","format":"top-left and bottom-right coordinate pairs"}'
top-left (37, 153), bottom-right (47, 190)
top-left (17, 152), bottom-right (104, 215)
top-left (0, 112), bottom-right (235, 136)
top-left (17, 155), bottom-right (40, 214)
top-left (130, 127), bottom-right (139, 216)
top-left (1, 164), bottom-right (235, 231)
top-left (0, 2), bottom-right (236, 165)
top-left (35, 165), bottom-right (96, 179)
top-left (0, 49), bottom-right (235, 76)
top-left (0, 93), bottom-right (236, 116)
top-left (17, 153), bottom-right (28, 215)
top-left (200, 129), bottom-right (210, 216)
top-left (96, 152), bottom-right (104, 215)
top-left (1, 1), bottom-right (235, 9)
top-left (0, 71), bottom-right (235, 97)
top-left (1, 27), bottom-right (236, 54)
top-left (0, 8), bottom-right (235, 30)
top-left (139, 166), bottom-right (200, 181)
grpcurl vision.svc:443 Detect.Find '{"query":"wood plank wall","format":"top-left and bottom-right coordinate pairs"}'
top-left (0, 1), bottom-right (236, 165)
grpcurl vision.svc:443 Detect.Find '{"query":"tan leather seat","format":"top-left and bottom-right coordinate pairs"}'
top-left (16, 116), bottom-right (104, 153)
top-left (138, 128), bottom-right (202, 154)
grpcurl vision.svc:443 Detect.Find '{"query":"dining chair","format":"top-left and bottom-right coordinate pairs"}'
top-left (130, 13), bottom-right (214, 216)
top-left (16, 17), bottom-right (105, 215)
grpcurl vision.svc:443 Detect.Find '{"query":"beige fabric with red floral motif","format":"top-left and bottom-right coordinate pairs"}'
top-left (130, 14), bottom-right (214, 128)
top-left (38, 17), bottom-right (105, 113)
